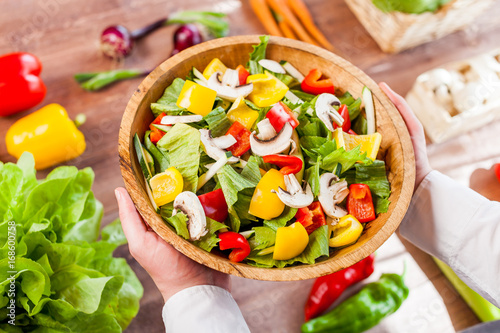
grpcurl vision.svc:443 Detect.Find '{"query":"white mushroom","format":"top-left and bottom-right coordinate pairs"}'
top-left (172, 191), bottom-right (207, 241)
top-left (221, 69), bottom-right (240, 88)
top-left (318, 173), bottom-right (349, 218)
top-left (200, 129), bottom-right (239, 163)
top-left (315, 93), bottom-right (344, 132)
top-left (273, 174), bottom-right (313, 208)
top-left (212, 134), bottom-right (237, 149)
top-left (256, 118), bottom-right (277, 140)
top-left (160, 114), bottom-right (203, 125)
top-left (258, 59), bottom-right (286, 74)
top-left (250, 122), bottom-right (293, 156)
top-left (207, 72), bottom-right (253, 102)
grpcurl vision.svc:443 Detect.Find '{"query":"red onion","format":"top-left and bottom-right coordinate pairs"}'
top-left (171, 24), bottom-right (203, 56)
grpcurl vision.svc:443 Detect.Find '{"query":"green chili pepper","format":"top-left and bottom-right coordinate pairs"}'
top-left (301, 273), bottom-right (409, 333)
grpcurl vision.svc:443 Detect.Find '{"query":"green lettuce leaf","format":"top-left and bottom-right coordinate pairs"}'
top-left (305, 161), bottom-right (321, 197)
top-left (372, 0), bottom-right (452, 14)
top-left (249, 226), bottom-right (276, 250)
top-left (165, 213), bottom-right (190, 240)
top-left (321, 146), bottom-right (370, 174)
top-left (246, 225), bottom-right (329, 268)
top-left (144, 131), bottom-right (169, 173)
top-left (263, 207), bottom-right (298, 231)
top-left (150, 78), bottom-right (186, 116)
top-left (203, 106), bottom-right (232, 137)
top-left (247, 35), bottom-right (269, 75)
top-left (157, 123), bottom-right (201, 192)
top-left (192, 218), bottom-right (227, 252)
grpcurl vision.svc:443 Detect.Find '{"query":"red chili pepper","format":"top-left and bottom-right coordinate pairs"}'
top-left (495, 163), bottom-right (500, 183)
top-left (304, 254), bottom-right (375, 321)
top-left (226, 121), bottom-right (251, 156)
top-left (218, 231), bottom-right (251, 262)
top-left (0, 52), bottom-right (46, 116)
top-left (333, 104), bottom-right (351, 132)
top-left (266, 101), bottom-right (299, 132)
top-left (198, 189), bottom-right (228, 223)
top-left (149, 113), bottom-right (166, 144)
top-left (262, 154), bottom-right (303, 175)
top-left (236, 65), bottom-right (250, 86)
top-left (295, 202), bottom-right (326, 234)
top-left (301, 69), bottom-right (335, 95)
top-left (346, 184), bottom-right (376, 223)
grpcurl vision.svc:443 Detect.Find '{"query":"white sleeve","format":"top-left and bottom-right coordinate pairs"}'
top-left (399, 171), bottom-right (500, 307)
top-left (162, 285), bottom-right (250, 333)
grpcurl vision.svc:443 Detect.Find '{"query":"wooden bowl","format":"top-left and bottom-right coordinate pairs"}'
top-left (119, 35), bottom-right (415, 281)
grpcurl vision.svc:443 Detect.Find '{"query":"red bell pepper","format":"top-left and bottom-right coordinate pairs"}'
top-left (295, 202), bottom-right (326, 234)
top-left (304, 254), bottom-right (375, 321)
top-left (218, 231), bottom-right (251, 262)
top-left (0, 52), bottom-right (46, 116)
top-left (333, 104), bottom-right (351, 132)
top-left (266, 101), bottom-right (299, 132)
top-left (346, 184), bottom-right (376, 223)
top-left (347, 129), bottom-right (357, 135)
top-left (495, 163), bottom-right (500, 183)
top-left (198, 189), bottom-right (228, 223)
top-left (301, 69), bottom-right (334, 95)
top-left (262, 154), bottom-right (303, 175)
top-left (236, 65), bottom-right (250, 86)
top-left (226, 121), bottom-right (251, 156)
top-left (149, 113), bottom-right (167, 144)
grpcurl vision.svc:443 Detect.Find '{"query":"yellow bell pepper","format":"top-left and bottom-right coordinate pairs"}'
top-left (6, 103), bottom-right (86, 170)
top-left (202, 58), bottom-right (227, 79)
top-left (246, 72), bottom-right (289, 107)
top-left (149, 167), bottom-right (183, 206)
top-left (342, 131), bottom-right (382, 161)
top-left (273, 222), bottom-right (309, 260)
top-left (328, 214), bottom-right (363, 247)
top-left (227, 96), bottom-right (259, 130)
top-left (176, 80), bottom-right (217, 116)
top-left (248, 168), bottom-right (285, 220)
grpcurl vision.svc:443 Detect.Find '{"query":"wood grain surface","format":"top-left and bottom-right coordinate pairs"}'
top-left (2, 0), bottom-right (500, 331)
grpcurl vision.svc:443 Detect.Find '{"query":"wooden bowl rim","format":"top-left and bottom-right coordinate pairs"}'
top-left (118, 35), bottom-right (415, 281)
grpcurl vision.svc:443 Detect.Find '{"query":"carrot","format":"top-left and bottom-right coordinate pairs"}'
top-left (266, 0), bottom-right (319, 46)
top-left (279, 20), bottom-right (298, 40)
top-left (287, 0), bottom-right (335, 51)
top-left (249, 0), bottom-right (283, 37)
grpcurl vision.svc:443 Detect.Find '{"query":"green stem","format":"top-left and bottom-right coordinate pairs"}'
top-left (74, 114), bottom-right (87, 127)
top-left (75, 69), bottom-right (149, 91)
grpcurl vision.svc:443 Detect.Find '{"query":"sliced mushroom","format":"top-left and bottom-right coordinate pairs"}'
top-left (212, 134), bottom-right (237, 149)
top-left (256, 118), bottom-right (277, 140)
top-left (318, 173), bottom-right (349, 218)
top-left (273, 174), bottom-right (313, 208)
top-left (222, 69), bottom-right (240, 88)
top-left (258, 59), bottom-right (286, 74)
top-left (250, 122), bottom-right (293, 156)
top-left (160, 114), bottom-right (203, 125)
top-left (172, 191), bottom-right (207, 241)
top-left (207, 72), bottom-right (253, 102)
top-left (315, 93), bottom-right (344, 132)
top-left (200, 129), bottom-right (239, 163)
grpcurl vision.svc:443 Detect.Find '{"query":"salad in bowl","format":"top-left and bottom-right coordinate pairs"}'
top-left (133, 36), bottom-right (391, 268)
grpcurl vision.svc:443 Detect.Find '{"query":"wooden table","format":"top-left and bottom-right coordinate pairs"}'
top-left (2, 0), bottom-right (500, 331)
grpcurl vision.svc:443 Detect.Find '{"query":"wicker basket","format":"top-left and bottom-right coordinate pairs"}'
top-left (345, 0), bottom-right (495, 53)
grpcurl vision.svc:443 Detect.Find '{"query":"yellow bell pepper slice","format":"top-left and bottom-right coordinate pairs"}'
top-left (273, 222), bottom-right (309, 260)
top-left (248, 168), bottom-right (285, 220)
top-left (176, 80), bottom-right (217, 116)
top-left (5, 103), bottom-right (86, 170)
top-left (227, 96), bottom-right (259, 130)
top-left (203, 58), bottom-right (227, 79)
top-left (342, 131), bottom-right (382, 161)
top-left (333, 128), bottom-right (345, 150)
top-left (328, 214), bottom-right (363, 247)
top-left (149, 167), bottom-right (184, 206)
top-left (246, 72), bottom-right (289, 107)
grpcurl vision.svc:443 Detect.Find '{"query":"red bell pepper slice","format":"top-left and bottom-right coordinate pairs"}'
top-left (198, 189), bottom-right (228, 223)
top-left (262, 154), bottom-right (303, 175)
top-left (226, 121), bottom-right (251, 156)
top-left (266, 101), bottom-right (299, 132)
top-left (149, 113), bottom-right (167, 144)
top-left (0, 52), bottom-right (46, 116)
top-left (346, 184), bottom-right (376, 223)
top-left (304, 254), bottom-right (375, 321)
top-left (218, 231), bottom-right (251, 262)
top-left (301, 69), bottom-right (335, 95)
top-left (333, 104), bottom-right (351, 132)
top-left (495, 163), bottom-right (500, 183)
top-left (295, 202), bottom-right (326, 234)
top-left (347, 129), bottom-right (357, 135)
top-left (236, 65), bottom-right (250, 86)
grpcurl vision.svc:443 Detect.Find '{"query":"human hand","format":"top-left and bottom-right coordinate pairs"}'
top-left (379, 82), bottom-right (432, 190)
top-left (115, 187), bottom-right (230, 302)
